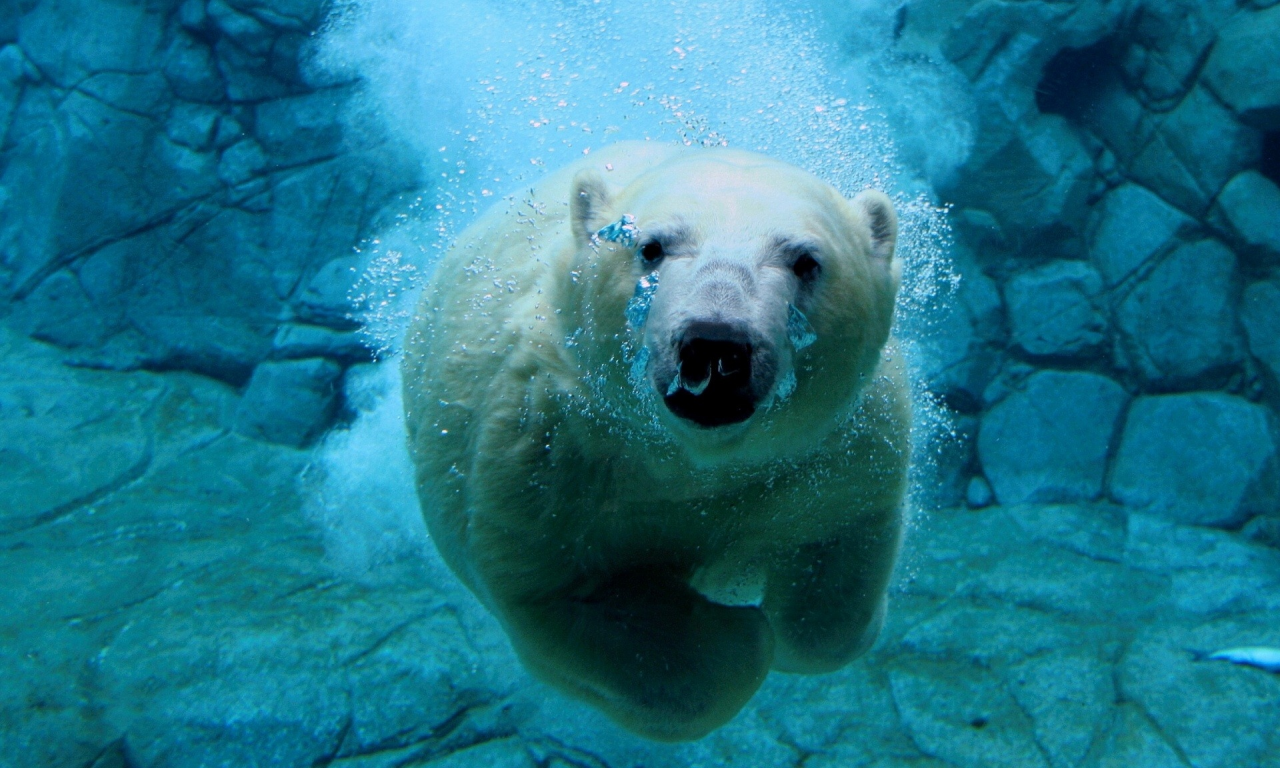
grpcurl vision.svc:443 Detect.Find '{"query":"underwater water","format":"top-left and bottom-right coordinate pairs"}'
top-left (3, 0), bottom-right (1280, 765)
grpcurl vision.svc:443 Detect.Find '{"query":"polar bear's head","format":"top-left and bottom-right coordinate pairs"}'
top-left (569, 149), bottom-right (900, 460)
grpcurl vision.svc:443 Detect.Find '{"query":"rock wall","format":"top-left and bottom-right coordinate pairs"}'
top-left (3, 0), bottom-right (1280, 534)
top-left (6, 323), bottom-right (1279, 767)
top-left (0, 0), bottom-right (420, 445)
top-left (902, 0), bottom-right (1280, 538)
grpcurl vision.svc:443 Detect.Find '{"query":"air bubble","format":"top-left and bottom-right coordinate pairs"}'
top-left (774, 369), bottom-right (797, 402)
top-left (320, 0), bottom-right (961, 528)
top-left (787, 304), bottom-right (817, 350)
top-left (629, 346), bottom-right (650, 388)
top-left (596, 214), bottom-right (639, 247)
top-left (624, 271), bottom-right (660, 329)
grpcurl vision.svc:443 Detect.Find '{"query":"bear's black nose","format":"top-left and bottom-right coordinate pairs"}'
top-left (678, 338), bottom-right (751, 390)
top-left (665, 323), bottom-right (756, 428)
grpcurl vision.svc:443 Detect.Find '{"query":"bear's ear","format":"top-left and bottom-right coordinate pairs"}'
top-left (851, 189), bottom-right (901, 290)
top-left (571, 169), bottom-right (614, 245)
top-left (851, 189), bottom-right (898, 265)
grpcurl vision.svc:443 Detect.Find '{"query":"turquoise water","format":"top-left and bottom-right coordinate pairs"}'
top-left (3, 0), bottom-right (1280, 765)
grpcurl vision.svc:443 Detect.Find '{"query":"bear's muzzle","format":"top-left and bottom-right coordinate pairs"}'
top-left (663, 321), bottom-right (769, 428)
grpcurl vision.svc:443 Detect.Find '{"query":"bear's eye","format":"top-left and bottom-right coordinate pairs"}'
top-left (792, 251), bottom-right (821, 281)
top-left (640, 240), bottom-right (665, 264)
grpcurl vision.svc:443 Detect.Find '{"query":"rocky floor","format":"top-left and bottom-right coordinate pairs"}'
top-left (3, 328), bottom-right (1279, 768)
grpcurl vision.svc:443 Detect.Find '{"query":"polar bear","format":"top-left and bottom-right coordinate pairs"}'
top-left (402, 142), bottom-right (908, 741)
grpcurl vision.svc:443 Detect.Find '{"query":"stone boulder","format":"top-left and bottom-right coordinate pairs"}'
top-left (1110, 393), bottom-right (1280, 527)
top-left (1111, 238), bottom-right (1244, 389)
top-left (163, 29), bottom-right (226, 104)
top-left (0, 328), bottom-right (527, 768)
top-left (943, 0), bottom-right (1124, 111)
top-left (233, 357), bottom-right (343, 446)
top-left (254, 89), bottom-right (349, 168)
top-left (915, 248), bottom-right (1004, 412)
top-left (0, 45), bottom-right (36, 142)
top-left (9, 269), bottom-right (115, 350)
top-left (1202, 4), bottom-right (1280, 130)
top-left (933, 0), bottom-right (1125, 251)
top-left (1209, 170), bottom-right (1280, 267)
top-left (0, 0), bottom-right (418, 394)
top-left (296, 255), bottom-right (365, 329)
top-left (1117, 0), bottom-right (1218, 111)
top-left (978, 370), bottom-right (1129, 505)
top-left (940, 113), bottom-right (1093, 252)
top-left (16, 0), bottom-right (167, 86)
top-left (922, 414), bottom-right (980, 511)
top-left (1073, 68), bottom-right (1160, 174)
top-left (1240, 280), bottom-right (1280, 384)
top-left (0, 329), bottom-right (156, 535)
top-left (217, 138), bottom-right (268, 185)
top-left (1128, 86), bottom-right (1261, 217)
top-left (966, 474), bottom-right (994, 508)
top-left (1086, 183), bottom-right (1197, 289)
top-left (1243, 514), bottom-right (1280, 549)
top-left (272, 323), bottom-right (374, 364)
top-left (1004, 260), bottom-right (1107, 359)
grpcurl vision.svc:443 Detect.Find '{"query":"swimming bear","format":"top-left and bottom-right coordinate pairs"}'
top-left (402, 141), bottom-right (909, 741)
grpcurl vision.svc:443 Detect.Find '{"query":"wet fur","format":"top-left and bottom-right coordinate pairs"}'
top-left (402, 142), bottom-right (908, 741)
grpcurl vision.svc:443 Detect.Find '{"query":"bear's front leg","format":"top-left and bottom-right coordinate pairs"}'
top-left (501, 565), bottom-right (774, 741)
top-left (762, 513), bottom-right (901, 674)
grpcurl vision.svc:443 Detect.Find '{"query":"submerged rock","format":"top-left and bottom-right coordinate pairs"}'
top-left (978, 370), bottom-right (1129, 505)
top-left (1119, 617), bottom-right (1280, 768)
top-left (1243, 515), bottom-right (1280, 549)
top-left (1004, 260), bottom-right (1107, 359)
top-left (1202, 4), bottom-right (1280, 130)
top-left (11, 269), bottom-right (117, 350)
top-left (297, 256), bottom-right (365, 329)
top-left (1111, 238), bottom-right (1244, 389)
top-left (163, 30), bottom-right (225, 103)
top-left (1127, 85), bottom-right (1261, 217)
top-left (1110, 393), bottom-right (1280, 528)
top-left (949, 114), bottom-right (1093, 248)
top-left (1074, 68), bottom-right (1161, 172)
top-left (1210, 170), bottom-right (1280, 267)
top-left (1118, 0), bottom-right (1218, 111)
top-left (5, 324), bottom-right (1280, 767)
top-left (272, 323), bottom-right (374, 364)
top-left (965, 474), bottom-right (994, 508)
top-left (0, 0), bottom-right (417, 386)
top-left (254, 89), bottom-right (349, 167)
top-left (915, 244), bottom-right (1004, 414)
top-left (924, 414), bottom-right (979, 510)
top-left (0, 334), bottom-right (156, 536)
top-left (1086, 183), bottom-right (1197, 288)
top-left (234, 357), bottom-right (343, 446)
top-left (1241, 280), bottom-right (1280, 384)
